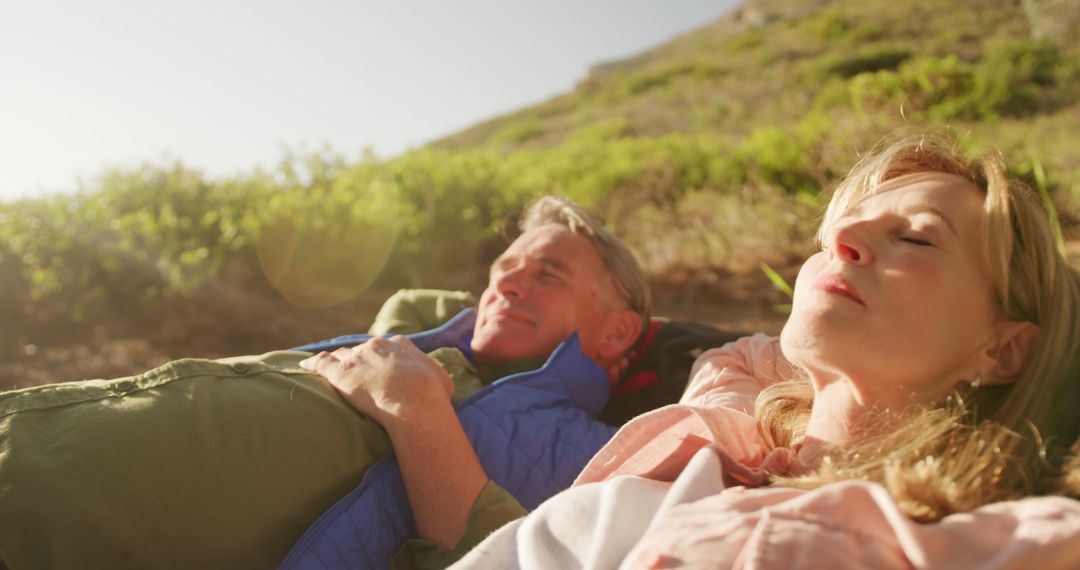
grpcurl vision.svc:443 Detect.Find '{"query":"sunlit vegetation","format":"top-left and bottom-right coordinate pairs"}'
top-left (2, 0), bottom-right (1078, 386)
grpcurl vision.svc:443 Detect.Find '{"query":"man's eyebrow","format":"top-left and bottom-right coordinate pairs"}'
top-left (537, 255), bottom-right (570, 273)
top-left (491, 253), bottom-right (572, 274)
top-left (903, 205), bottom-right (958, 236)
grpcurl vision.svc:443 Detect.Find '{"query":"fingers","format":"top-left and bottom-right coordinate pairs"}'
top-left (299, 344), bottom-right (366, 373)
top-left (300, 341), bottom-right (391, 373)
top-left (368, 335), bottom-right (415, 357)
top-left (298, 336), bottom-right (441, 385)
top-left (386, 334), bottom-right (415, 347)
top-left (385, 336), bottom-right (453, 397)
top-left (328, 335), bottom-right (416, 358)
top-left (385, 335), bottom-right (422, 355)
top-left (380, 336), bottom-right (436, 366)
top-left (367, 336), bottom-right (392, 351)
top-left (299, 350), bottom-right (342, 376)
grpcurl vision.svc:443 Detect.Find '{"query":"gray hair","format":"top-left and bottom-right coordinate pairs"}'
top-left (520, 196), bottom-right (652, 345)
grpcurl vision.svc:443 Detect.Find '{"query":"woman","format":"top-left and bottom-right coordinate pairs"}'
top-left (449, 134), bottom-right (1080, 568)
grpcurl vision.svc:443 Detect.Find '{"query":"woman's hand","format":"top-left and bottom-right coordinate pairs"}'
top-left (299, 335), bottom-right (453, 427)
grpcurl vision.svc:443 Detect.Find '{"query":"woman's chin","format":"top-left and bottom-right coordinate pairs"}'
top-left (780, 317), bottom-right (861, 373)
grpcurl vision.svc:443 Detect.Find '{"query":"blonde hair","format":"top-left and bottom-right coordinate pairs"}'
top-left (757, 134), bottom-right (1080, 521)
top-left (520, 196), bottom-right (652, 346)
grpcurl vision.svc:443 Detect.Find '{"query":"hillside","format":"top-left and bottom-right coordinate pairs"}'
top-left (432, 0), bottom-right (1080, 272)
top-left (443, 0), bottom-right (1078, 146)
top-left (2, 0), bottom-right (1078, 389)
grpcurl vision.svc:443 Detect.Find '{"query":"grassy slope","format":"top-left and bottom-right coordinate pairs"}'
top-left (431, 0), bottom-right (1080, 273)
top-left (2, 0), bottom-right (1078, 388)
top-left (440, 0), bottom-right (1075, 166)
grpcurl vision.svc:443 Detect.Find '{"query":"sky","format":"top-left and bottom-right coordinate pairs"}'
top-left (0, 0), bottom-right (739, 201)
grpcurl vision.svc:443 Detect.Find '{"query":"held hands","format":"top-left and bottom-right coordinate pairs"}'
top-left (298, 336), bottom-right (454, 427)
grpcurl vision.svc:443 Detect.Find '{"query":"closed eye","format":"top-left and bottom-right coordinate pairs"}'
top-left (539, 270), bottom-right (566, 283)
top-left (900, 235), bottom-right (934, 246)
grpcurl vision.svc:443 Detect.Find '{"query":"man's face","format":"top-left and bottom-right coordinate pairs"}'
top-left (471, 223), bottom-right (620, 364)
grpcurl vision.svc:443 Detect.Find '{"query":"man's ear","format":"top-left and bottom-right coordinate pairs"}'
top-left (982, 320), bottom-right (1041, 385)
top-left (597, 309), bottom-right (644, 361)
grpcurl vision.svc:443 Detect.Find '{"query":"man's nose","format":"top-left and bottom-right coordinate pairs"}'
top-left (493, 266), bottom-right (528, 299)
top-left (830, 222), bottom-right (872, 265)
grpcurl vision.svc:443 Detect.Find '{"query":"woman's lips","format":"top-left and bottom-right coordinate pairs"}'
top-left (811, 274), bottom-right (866, 306)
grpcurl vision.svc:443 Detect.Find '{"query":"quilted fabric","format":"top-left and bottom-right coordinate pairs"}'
top-left (291, 308), bottom-right (478, 355)
top-left (279, 333), bottom-right (617, 569)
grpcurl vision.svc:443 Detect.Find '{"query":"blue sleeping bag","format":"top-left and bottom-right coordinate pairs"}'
top-left (280, 309), bottom-right (618, 569)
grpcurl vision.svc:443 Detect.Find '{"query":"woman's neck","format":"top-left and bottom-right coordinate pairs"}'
top-left (804, 374), bottom-right (867, 446)
top-left (804, 369), bottom-right (911, 451)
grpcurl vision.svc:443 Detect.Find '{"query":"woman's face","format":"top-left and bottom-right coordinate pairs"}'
top-left (780, 172), bottom-right (1004, 407)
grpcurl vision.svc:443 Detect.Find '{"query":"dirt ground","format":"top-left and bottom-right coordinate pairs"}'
top-left (5, 238), bottom-right (1077, 393)
top-left (0, 268), bottom-right (793, 393)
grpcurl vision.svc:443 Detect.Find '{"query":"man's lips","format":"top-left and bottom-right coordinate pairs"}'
top-left (489, 306), bottom-right (535, 325)
top-left (811, 274), bottom-right (865, 306)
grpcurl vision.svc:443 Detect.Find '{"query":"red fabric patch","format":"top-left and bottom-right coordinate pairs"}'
top-left (612, 371), bottom-right (660, 397)
top-left (611, 319), bottom-right (664, 397)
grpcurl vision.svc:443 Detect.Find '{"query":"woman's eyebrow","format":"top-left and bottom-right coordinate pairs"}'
top-left (842, 202), bottom-right (866, 220)
top-left (902, 205), bottom-right (958, 236)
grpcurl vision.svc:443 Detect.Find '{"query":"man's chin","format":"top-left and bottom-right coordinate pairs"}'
top-left (476, 319), bottom-right (531, 340)
top-left (472, 336), bottom-right (553, 365)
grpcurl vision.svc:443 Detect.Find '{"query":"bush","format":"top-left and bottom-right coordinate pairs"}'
top-left (818, 45), bottom-right (912, 78)
top-left (848, 55), bottom-right (976, 119)
top-left (847, 40), bottom-right (1063, 121)
top-left (968, 40), bottom-right (1061, 118)
top-left (619, 62), bottom-right (726, 97)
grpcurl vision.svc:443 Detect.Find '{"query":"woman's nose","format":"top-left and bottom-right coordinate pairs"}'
top-left (830, 223), bottom-right (872, 265)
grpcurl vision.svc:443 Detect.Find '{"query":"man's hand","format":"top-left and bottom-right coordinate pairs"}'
top-left (299, 336), bottom-right (453, 427)
top-left (300, 335), bottom-right (490, 550)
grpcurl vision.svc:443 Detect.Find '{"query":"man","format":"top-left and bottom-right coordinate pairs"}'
top-left (284, 196), bottom-right (655, 568)
top-left (0, 196), bottom-right (651, 569)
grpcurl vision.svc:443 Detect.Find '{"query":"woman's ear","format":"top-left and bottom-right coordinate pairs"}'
top-left (983, 320), bottom-right (1041, 384)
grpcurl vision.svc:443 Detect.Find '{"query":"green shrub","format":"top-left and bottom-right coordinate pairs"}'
top-left (818, 45), bottom-right (912, 78)
top-left (491, 119), bottom-right (546, 146)
top-left (968, 40), bottom-right (1061, 118)
top-left (735, 114), bottom-right (832, 197)
top-left (619, 62), bottom-right (725, 97)
top-left (847, 41), bottom-right (1063, 121)
top-left (848, 55), bottom-right (976, 119)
